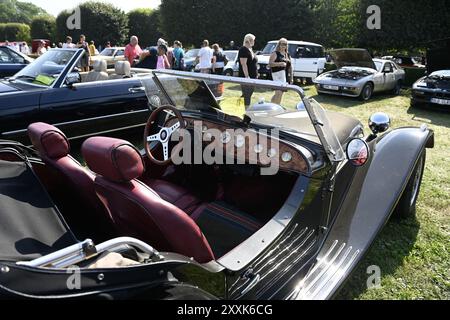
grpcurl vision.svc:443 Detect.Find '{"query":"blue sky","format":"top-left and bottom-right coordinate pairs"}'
top-left (26, 0), bottom-right (161, 16)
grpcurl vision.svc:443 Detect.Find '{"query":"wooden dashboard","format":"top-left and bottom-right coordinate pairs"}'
top-left (166, 117), bottom-right (310, 174)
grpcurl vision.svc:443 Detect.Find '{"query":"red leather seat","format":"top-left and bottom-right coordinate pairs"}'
top-left (82, 137), bottom-right (215, 263)
top-left (27, 123), bottom-right (112, 234)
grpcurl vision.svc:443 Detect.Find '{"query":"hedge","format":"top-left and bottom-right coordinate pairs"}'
top-left (0, 23), bottom-right (31, 42)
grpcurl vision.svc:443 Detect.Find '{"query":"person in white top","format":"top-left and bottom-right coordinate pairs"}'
top-left (37, 40), bottom-right (47, 56)
top-left (196, 40), bottom-right (213, 74)
top-left (62, 36), bottom-right (76, 49)
top-left (20, 42), bottom-right (30, 55)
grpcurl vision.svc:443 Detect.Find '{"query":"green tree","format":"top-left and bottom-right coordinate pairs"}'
top-left (55, 1), bottom-right (129, 47)
top-left (0, 23), bottom-right (30, 42)
top-left (128, 8), bottom-right (163, 47)
top-left (31, 16), bottom-right (56, 40)
top-left (0, 0), bottom-right (49, 25)
top-left (357, 0), bottom-right (450, 52)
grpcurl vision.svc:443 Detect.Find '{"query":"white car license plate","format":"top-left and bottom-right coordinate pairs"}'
top-left (431, 98), bottom-right (450, 105)
top-left (323, 85), bottom-right (339, 91)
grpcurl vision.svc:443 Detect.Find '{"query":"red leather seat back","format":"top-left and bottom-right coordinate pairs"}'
top-left (27, 123), bottom-right (105, 219)
top-left (82, 137), bottom-right (215, 263)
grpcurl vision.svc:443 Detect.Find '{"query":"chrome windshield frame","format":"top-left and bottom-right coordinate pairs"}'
top-left (150, 69), bottom-right (345, 163)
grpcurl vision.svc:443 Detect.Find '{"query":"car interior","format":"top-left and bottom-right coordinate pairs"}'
top-left (1, 117), bottom-right (300, 266)
top-left (78, 60), bottom-right (153, 83)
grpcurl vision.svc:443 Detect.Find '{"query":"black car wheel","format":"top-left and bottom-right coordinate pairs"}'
top-left (359, 83), bottom-right (373, 101)
top-left (393, 151), bottom-right (426, 219)
top-left (224, 69), bottom-right (233, 76)
top-left (392, 81), bottom-right (402, 95)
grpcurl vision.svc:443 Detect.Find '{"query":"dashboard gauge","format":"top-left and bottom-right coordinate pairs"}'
top-left (281, 152), bottom-right (293, 163)
top-left (235, 135), bottom-right (245, 148)
top-left (221, 132), bottom-right (232, 144)
top-left (254, 144), bottom-right (264, 154)
top-left (268, 148), bottom-right (277, 158)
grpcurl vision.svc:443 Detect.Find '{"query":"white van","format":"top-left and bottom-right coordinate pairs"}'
top-left (257, 40), bottom-right (326, 83)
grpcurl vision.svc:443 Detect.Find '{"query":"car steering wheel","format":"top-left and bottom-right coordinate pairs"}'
top-left (144, 105), bottom-right (186, 165)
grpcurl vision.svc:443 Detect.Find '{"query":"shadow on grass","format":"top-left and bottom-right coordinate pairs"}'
top-left (336, 216), bottom-right (420, 300)
top-left (407, 105), bottom-right (450, 128)
top-left (310, 92), bottom-right (400, 109)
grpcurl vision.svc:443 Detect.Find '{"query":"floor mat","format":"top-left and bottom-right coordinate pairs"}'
top-left (194, 201), bottom-right (263, 258)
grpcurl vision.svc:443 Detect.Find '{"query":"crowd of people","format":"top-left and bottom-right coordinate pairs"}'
top-left (3, 33), bottom-right (294, 109)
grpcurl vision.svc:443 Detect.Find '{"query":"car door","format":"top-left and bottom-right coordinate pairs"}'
top-left (293, 45), bottom-right (325, 80)
top-left (0, 48), bottom-right (26, 78)
top-left (0, 85), bottom-right (45, 143)
top-left (382, 62), bottom-right (396, 91)
top-left (38, 76), bottom-right (157, 140)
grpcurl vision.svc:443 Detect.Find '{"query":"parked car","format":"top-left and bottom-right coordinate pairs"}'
top-left (0, 69), bottom-right (434, 300)
top-left (31, 39), bottom-right (51, 54)
top-left (183, 48), bottom-right (200, 72)
top-left (0, 48), bottom-right (158, 144)
top-left (382, 55), bottom-right (425, 69)
top-left (314, 48), bottom-right (406, 101)
top-left (257, 40), bottom-right (326, 83)
top-left (411, 42), bottom-right (450, 108)
top-left (223, 50), bottom-right (239, 76)
top-left (91, 47), bottom-right (125, 68)
top-left (0, 46), bottom-right (34, 78)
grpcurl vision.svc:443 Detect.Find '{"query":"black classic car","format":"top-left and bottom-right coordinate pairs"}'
top-left (412, 42), bottom-right (450, 109)
top-left (0, 46), bottom-right (33, 79)
top-left (0, 48), bottom-right (156, 144)
top-left (0, 70), bottom-right (434, 300)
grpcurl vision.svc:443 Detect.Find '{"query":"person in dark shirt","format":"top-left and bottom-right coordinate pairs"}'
top-left (136, 46), bottom-right (158, 69)
top-left (238, 34), bottom-right (258, 109)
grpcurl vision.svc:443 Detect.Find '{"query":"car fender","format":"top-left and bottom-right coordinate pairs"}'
top-left (292, 126), bottom-right (434, 300)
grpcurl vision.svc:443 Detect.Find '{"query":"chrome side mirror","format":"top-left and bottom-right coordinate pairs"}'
top-left (346, 138), bottom-right (370, 167)
top-left (65, 72), bottom-right (81, 87)
top-left (369, 112), bottom-right (391, 135)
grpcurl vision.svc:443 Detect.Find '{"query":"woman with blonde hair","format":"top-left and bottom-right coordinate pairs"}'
top-left (238, 34), bottom-right (258, 109)
top-left (269, 38), bottom-right (293, 104)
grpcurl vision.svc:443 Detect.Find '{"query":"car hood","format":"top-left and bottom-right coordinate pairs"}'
top-left (256, 54), bottom-right (270, 65)
top-left (0, 81), bottom-right (19, 94)
top-left (330, 49), bottom-right (376, 70)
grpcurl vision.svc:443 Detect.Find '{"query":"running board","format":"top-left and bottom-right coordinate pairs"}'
top-left (288, 240), bottom-right (361, 300)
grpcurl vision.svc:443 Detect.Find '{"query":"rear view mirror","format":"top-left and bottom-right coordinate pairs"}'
top-left (346, 138), bottom-right (370, 167)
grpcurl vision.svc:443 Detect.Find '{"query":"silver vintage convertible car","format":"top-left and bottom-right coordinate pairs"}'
top-left (315, 49), bottom-right (405, 101)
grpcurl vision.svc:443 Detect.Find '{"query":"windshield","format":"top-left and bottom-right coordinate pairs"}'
top-left (185, 49), bottom-right (200, 59)
top-left (100, 48), bottom-right (115, 56)
top-left (374, 61), bottom-right (383, 71)
top-left (12, 49), bottom-right (77, 86)
top-left (430, 70), bottom-right (450, 78)
top-left (224, 51), bottom-right (237, 62)
top-left (143, 71), bottom-right (345, 162)
top-left (261, 43), bottom-right (276, 55)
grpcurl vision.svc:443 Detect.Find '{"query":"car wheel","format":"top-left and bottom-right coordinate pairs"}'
top-left (392, 81), bottom-right (402, 95)
top-left (225, 69), bottom-right (233, 76)
top-left (305, 78), bottom-right (314, 85)
top-left (359, 83), bottom-right (373, 101)
top-left (393, 151), bottom-right (426, 219)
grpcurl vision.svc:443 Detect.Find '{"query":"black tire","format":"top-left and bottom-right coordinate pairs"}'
top-left (393, 151), bottom-right (426, 219)
top-left (359, 83), bottom-right (373, 101)
top-left (305, 78), bottom-right (314, 85)
top-left (224, 69), bottom-right (233, 76)
top-left (392, 80), bottom-right (402, 95)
